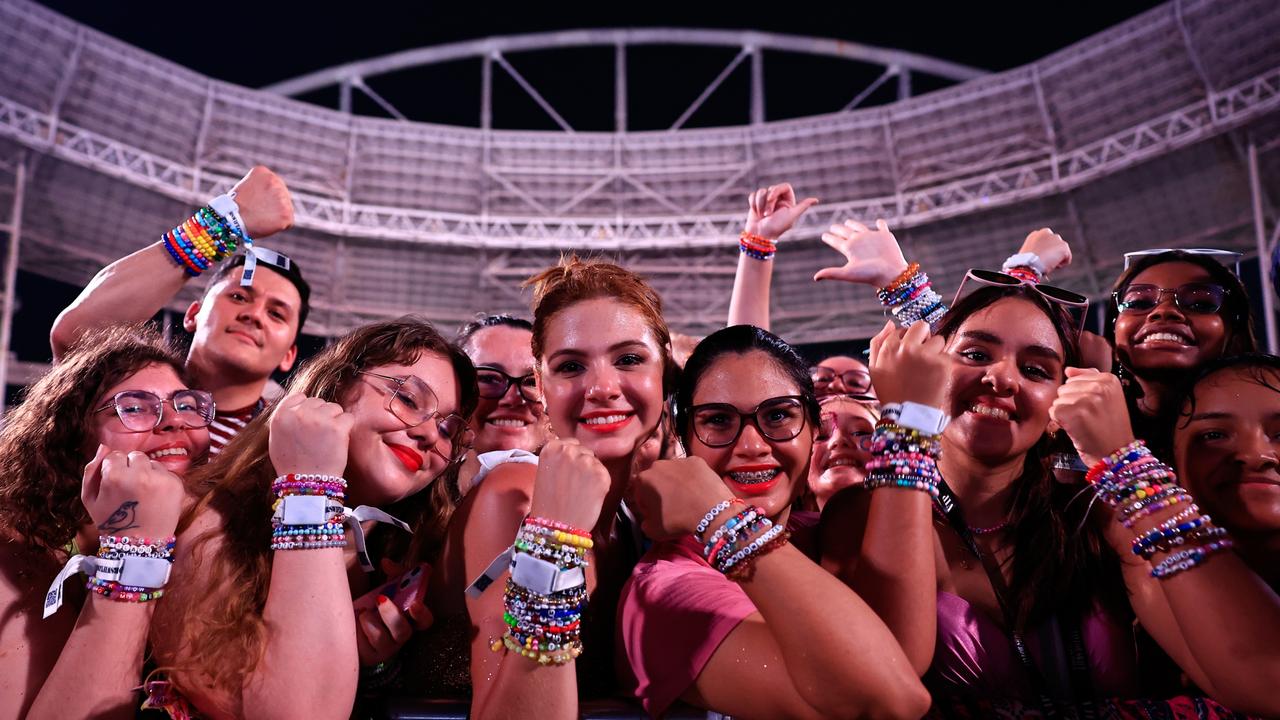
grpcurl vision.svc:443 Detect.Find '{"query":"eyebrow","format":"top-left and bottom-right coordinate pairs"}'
top-left (547, 340), bottom-right (650, 362)
top-left (1188, 411), bottom-right (1235, 422)
top-left (958, 330), bottom-right (1063, 363)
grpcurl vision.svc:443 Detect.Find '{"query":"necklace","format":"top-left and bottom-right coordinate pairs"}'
top-left (967, 519), bottom-right (1011, 535)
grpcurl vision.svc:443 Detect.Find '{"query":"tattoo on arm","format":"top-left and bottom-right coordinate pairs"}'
top-left (99, 500), bottom-right (140, 533)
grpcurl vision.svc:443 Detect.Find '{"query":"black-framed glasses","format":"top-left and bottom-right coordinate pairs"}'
top-left (474, 365), bottom-right (542, 403)
top-left (954, 268), bottom-right (1089, 334)
top-left (1115, 282), bottom-right (1228, 316)
top-left (810, 366), bottom-right (873, 397)
top-left (357, 371), bottom-right (475, 460)
top-left (94, 389), bottom-right (216, 433)
top-left (816, 411), bottom-right (874, 451)
top-left (1123, 248), bottom-right (1242, 276)
top-left (689, 395), bottom-right (810, 448)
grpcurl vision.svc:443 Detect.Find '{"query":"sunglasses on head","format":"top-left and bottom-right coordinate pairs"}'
top-left (1123, 248), bottom-right (1242, 276)
top-left (1115, 282), bottom-right (1228, 315)
top-left (953, 269), bottom-right (1089, 335)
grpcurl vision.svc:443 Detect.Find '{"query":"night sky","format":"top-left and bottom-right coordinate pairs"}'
top-left (10, 2), bottom-right (1168, 373)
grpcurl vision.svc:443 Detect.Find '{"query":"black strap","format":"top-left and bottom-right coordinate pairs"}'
top-left (935, 477), bottom-right (1063, 718)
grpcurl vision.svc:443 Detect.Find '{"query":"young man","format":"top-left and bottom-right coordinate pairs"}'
top-left (51, 166), bottom-right (309, 452)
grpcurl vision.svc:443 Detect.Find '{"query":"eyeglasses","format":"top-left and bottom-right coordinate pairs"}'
top-left (1123, 248), bottom-right (1242, 275)
top-left (810, 367), bottom-right (873, 397)
top-left (689, 395), bottom-right (810, 448)
top-left (474, 365), bottom-right (542, 403)
top-left (816, 411), bottom-right (874, 451)
top-left (357, 371), bottom-right (475, 462)
top-left (953, 268), bottom-right (1089, 334)
top-left (94, 389), bottom-right (216, 433)
top-left (1115, 283), bottom-right (1228, 315)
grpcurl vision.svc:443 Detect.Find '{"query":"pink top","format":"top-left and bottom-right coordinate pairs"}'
top-left (932, 590), bottom-right (1138, 701)
top-left (616, 513), bottom-right (818, 717)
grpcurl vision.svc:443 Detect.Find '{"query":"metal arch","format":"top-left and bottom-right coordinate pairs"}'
top-left (261, 27), bottom-right (989, 102)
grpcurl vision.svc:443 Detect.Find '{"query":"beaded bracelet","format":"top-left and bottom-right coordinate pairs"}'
top-left (713, 515), bottom-right (773, 567)
top-left (877, 263), bottom-right (922, 302)
top-left (740, 232), bottom-right (777, 261)
top-left (720, 523), bottom-right (787, 573)
top-left (725, 528), bottom-right (792, 581)
top-left (87, 577), bottom-right (165, 603)
top-left (497, 517), bottom-right (592, 666)
top-left (695, 499), bottom-right (740, 540)
top-left (163, 206), bottom-right (240, 277)
top-left (703, 506), bottom-right (765, 561)
top-left (1150, 539), bottom-right (1233, 579)
top-left (98, 535), bottom-right (176, 559)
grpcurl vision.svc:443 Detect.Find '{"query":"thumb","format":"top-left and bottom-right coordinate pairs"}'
top-left (797, 197), bottom-right (819, 212)
top-left (875, 218), bottom-right (891, 233)
top-left (82, 443), bottom-right (112, 503)
top-left (813, 266), bottom-right (845, 283)
top-left (1063, 366), bottom-right (1095, 378)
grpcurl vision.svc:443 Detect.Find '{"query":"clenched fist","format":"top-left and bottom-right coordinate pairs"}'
top-left (83, 444), bottom-right (185, 539)
top-left (269, 392), bottom-right (354, 477)
top-left (230, 166), bottom-right (294, 239)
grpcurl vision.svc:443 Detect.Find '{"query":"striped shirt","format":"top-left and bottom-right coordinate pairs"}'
top-left (208, 399), bottom-right (264, 454)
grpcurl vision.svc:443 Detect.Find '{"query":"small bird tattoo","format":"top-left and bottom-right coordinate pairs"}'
top-left (99, 500), bottom-right (140, 533)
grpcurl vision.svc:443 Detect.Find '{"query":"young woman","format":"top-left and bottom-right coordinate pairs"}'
top-left (0, 326), bottom-right (207, 720)
top-left (1106, 251), bottom-right (1258, 457)
top-left (453, 314), bottom-right (547, 497)
top-left (825, 276), bottom-right (1280, 716)
top-left (619, 325), bottom-right (929, 719)
top-left (1172, 353), bottom-right (1280, 590)
top-left (437, 257), bottom-right (675, 719)
top-left (150, 318), bottom-right (477, 719)
top-left (805, 393), bottom-right (878, 510)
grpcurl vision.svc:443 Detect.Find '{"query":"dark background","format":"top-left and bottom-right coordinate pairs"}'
top-left (12, 2), bottom-right (1169, 379)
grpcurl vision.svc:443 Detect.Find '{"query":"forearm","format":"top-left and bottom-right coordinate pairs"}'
top-left (474, 658), bottom-right (578, 720)
top-left (740, 544), bottom-right (927, 718)
top-left (850, 488), bottom-right (937, 674)
top-left (26, 597), bottom-right (152, 720)
top-left (51, 243), bottom-right (188, 360)
top-left (727, 253), bottom-right (773, 329)
top-left (244, 549), bottom-right (358, 718)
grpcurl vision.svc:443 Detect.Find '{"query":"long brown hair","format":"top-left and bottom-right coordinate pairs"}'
top-left (0, 325), bottom-right (185, 557)
top-left (937, 286), bottom-right (1124, 628)
top-left (161, 317), bottom-right (476, 700)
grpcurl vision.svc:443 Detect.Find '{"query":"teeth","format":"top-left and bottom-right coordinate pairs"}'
top-left (1141, 332), bottom-right (1191, 345)
top-left (583, 414), bottom-right (628, 425)
top-left (487, 419), bottom-right (528, 428)
top-left (827, 458), bottom-right (859, 468)
top-left (148, 447), bottom-right (188, 459)
top-left (729, 469), bottom-right (779, 484)
top-left (969, 404), bottom-right (1010, 421)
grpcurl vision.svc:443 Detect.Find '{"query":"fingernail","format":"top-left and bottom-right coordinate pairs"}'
top-left (377, 594), bottom-right (390, 605)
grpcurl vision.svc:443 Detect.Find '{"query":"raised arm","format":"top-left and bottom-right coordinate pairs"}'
top-left (50, 166), bottom-right (294, 361)
top-left (727, 184), bottom-right (817, 329)
top-left (631, 457), bottom-right (930, 720)
top-left (25, 447), bottom-right (184, 720)
top-left (822, 320), bottom-right (949, 675)
top-left (1051, 368), bottom-right (1280, 717)
top-left (465, 439), bottom-right (612, 720)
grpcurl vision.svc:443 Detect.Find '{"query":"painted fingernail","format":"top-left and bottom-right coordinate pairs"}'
top-left (377, 594), bottom-right (390, 605)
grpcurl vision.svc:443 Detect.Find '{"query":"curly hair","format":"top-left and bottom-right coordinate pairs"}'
top-left (0, 325), bottom-right (185, 557)
top-left (159, 317), bottom-right (477, 702)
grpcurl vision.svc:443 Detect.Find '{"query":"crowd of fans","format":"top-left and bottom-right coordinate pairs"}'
top-left (0, 166), bottom-right (1277, 719)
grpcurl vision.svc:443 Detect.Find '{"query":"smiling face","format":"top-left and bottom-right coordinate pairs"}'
top-left (539, 297), bottom-right (666, 463)
top-left (89, 362), bottom-right (211, 477)
top-left (942, 296), bottom-right (1067, 463)
top-left (465, 324), bottom-right (549, 454)
top-left (340, 352), bottom-right (462, 506)
top-left (183, 265), bottom-right (301, 383)
top-left (1174, 366), bottom-right (1280, 536)
top-left (809, 397), bottom-right (877, 506)
top-left (1114, 261), bottom-right (1229, 375)
top-left (687, 350), bottom-right (815, 520)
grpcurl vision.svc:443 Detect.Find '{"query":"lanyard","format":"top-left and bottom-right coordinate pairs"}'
top-left (934, 477), bottom-right (1095, 719)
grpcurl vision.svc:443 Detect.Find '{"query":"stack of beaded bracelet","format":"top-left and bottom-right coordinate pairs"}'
top-left (696, 503), bottom-right (790, 580)
top-left (703, 505), bottom-right (770, 566)
top-left (89, 534), bottom-right (176, 603)
top-left (740, 232), bottom-right (777, 261)
top-left (269, 473), bottom-right (349, 551)
top-left (499, 516), bottom-right (591, 665)
top-left (1085, 440), bottom-right (1232, 579)
top-left (876, 263), bottom-right (947, 328)
top-left (864, 419), bottom-right (942, 498)
top-left (163, 206), bottom-right (241, 277)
